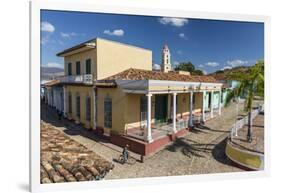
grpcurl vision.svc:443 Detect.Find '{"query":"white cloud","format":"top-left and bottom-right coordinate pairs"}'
top-left (158, 17), bottom-right (188, 27)
top-left (60, 32), bottom-right (77, 39)
top-left (41, 36), bottom-right (49, 45)
top-left (205, 62), bottom-right (220, 67)
top-left (41, 21), bottom-right (55, 33)
top-left (153, 63), bottom-right (161, 70)
top-left (104, 29), bottom-right (124, 36)
top-left (226, 59), bottom-right (249, 67)
top-left (203, 70), bottom-right (208, 75)
top-left (42, 62), bottom-right (63, 69)
top-left (179, 33), bottom-right (188, 40)
top-left (220, 66), bottom-right (232, 71)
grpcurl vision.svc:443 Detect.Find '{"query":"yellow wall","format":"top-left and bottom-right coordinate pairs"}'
top-left (174, 92), bottom-right (202, 118)
top-left (62, 38), bottom-right (152, 81)
top-left (96, 86), bottom-right (127, 135)
top-left (96, 89), bottom-right (204, 134)
top-left (64, 84), bottom-right (204, 134)
top-left (65, 85), bottom-right (93, 128)
top-left (96, 38), bottom-right (152, 80)
top-left (64, 49), bottom-right (97, 79)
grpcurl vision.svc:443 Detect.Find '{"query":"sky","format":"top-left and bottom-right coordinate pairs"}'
top-left (41, 10), bottom-right (264, 74)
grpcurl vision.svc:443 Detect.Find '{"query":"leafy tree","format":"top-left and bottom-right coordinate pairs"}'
top-left (174, 62), bottom-right (204, 75)
top-left (225, 60), bottom-right (264, 142)
top-left (174, 62), bottom-right (195, 72)
top-left (192, 69), bottom-right (204, 75)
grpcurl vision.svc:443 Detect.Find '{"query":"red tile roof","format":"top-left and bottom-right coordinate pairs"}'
top-left (44, 79), bottom-right (61, 86)
top-left (102, 68), bottom-right (218, 83)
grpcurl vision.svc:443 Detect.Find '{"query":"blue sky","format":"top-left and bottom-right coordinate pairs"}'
top-left (41, 10), bottom-right (264, 74)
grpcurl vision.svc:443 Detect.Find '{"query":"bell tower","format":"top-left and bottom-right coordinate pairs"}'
top-left (161, 44), bottom-right (171, 73)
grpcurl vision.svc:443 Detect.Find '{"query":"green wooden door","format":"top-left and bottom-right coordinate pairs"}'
top-left (155, 95), bottom-right (168, 124)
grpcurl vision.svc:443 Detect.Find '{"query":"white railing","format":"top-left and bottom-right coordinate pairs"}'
top-left (140, 112), bottom-right (147, 129)
top-left (230, 104), bottom-right (264, 140)
top-left (125, 124), bottom-right (146, 141)
top-left (57, 74), bottom-right (93, 84)
top-left (176, 119), bottom-right (188, 130)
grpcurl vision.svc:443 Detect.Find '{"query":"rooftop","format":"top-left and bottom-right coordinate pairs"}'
top-left (102, 68), bottom-right (218, 83)
top-left (57, 37), bottom-right (151, 57)
top-left (43, 79), bottom-right (61, 87)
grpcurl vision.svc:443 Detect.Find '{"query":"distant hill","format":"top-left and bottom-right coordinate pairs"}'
top-left (209, 66), bottom-right (250, 80)
top-left (41, 67), bottom-right (64, 81)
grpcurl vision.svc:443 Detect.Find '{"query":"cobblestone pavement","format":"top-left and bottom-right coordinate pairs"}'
top-left (231, 114), bottom-right (264, 154)
top-left (41, 101), bottom-right (261, 180)
top-left (40, 121), bottom-right (114, 183)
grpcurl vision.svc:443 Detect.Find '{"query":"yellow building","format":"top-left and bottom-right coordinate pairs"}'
top-left (52, 38), bottom-right (223, 156)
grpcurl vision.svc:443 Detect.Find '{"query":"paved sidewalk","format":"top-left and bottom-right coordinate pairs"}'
top-left (41, 102), bottom-right (255, 180)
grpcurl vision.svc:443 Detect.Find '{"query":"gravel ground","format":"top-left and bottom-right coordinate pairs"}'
top-left (41, 101), bottom-right (263, 180)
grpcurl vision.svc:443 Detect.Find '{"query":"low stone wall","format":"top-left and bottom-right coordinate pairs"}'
top-left (110, 128), bottom-right (188, 156)
top-left (225, 140), bottom-right (264, 171)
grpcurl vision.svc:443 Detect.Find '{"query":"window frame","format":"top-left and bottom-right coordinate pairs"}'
top-left (104, 97), bottom-right (112, 128)
top-left (68, 62), bottom-right (72, 75)
top-left (68, 93), bottom-right (72, 114)
top-left (85, 59), bottom-right (91, 74)
top-left (76, 61), bottom-right (81, 75)
top-left (76, 95), bottom-right (81, 118)
top-left (85, 96), bottom-right (91, 121)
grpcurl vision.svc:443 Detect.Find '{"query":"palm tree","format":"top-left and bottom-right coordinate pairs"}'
top-left (225, 60), bottom-right (264, 142)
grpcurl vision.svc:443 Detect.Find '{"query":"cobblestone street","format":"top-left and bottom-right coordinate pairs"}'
top-left (41, 101), bottom-right (259, 180)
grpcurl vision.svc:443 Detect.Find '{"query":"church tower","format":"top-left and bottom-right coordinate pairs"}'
top-left (161, 44), bottom-right (171, 73)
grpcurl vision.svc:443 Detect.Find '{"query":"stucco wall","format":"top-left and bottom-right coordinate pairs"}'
top-left (176, 92), bottom-right (202, 118)
top-left (96, 38), bottom-right (152, 80)
top-left (96, 86), bottom-right (127, 135)
top-left (64, 49), bottom-right (97, 79)
top-left (64, 85), bottom-right (205, 135)
top-left (65, 85), bottom-right (93, 128)
top-left (62, 38), bottom-right (152, 81)
top-left (204, 91), bottom-right (221, 110)
top-left (213, 91), bottom-right (221, 109)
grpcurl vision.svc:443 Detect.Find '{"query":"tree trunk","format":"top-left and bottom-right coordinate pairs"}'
top-left (247, 111), bottom-right (253, 142)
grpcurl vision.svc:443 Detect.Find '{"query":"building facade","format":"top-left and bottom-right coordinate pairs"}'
top-left (44, 38), bottom-right (223, 156)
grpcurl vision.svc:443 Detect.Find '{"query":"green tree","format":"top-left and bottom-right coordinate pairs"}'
top-left (174, 62), bottom-right (195, 72)
top-left (225, 60), bottom-right (264, 142)
top-left (192, 69), bottom-right (204, 75)
top-left (174, 62), bottom-right (204, 75)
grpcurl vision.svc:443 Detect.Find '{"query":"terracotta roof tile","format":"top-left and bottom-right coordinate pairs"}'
top-left (103, 68), bottom-right (218, 83)
top-left (44, 79), bottom-right (61, 86)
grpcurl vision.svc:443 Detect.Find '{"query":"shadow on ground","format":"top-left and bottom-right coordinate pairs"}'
top-left (211, 138), bottom-right (233, 165)
top-left (165, 136), bottom-right (236, 168)
top-left (165, 138), bottom-right (215, 158)
top-left (40, 102), bottom-right (108, 144)
top-left (195, 124), bottom-right (229, 133)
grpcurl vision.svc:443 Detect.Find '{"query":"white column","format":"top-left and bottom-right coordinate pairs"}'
top-left (201, 91), bottom-right (206, 122)
top-left (63, 87), bottom-right (67, 116)
top-left (188, 91), bottom-right (194, 127)
top-left (172, 93), bottom-right (177, 133)
top-left (218, 90), bottom-right (222, 115)
top-left (146, 93), bottom-right (153, 142)
top-left (210, 90), bottom-right (214, 118)
top-left (92, 87), bottom-right (97, 130)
